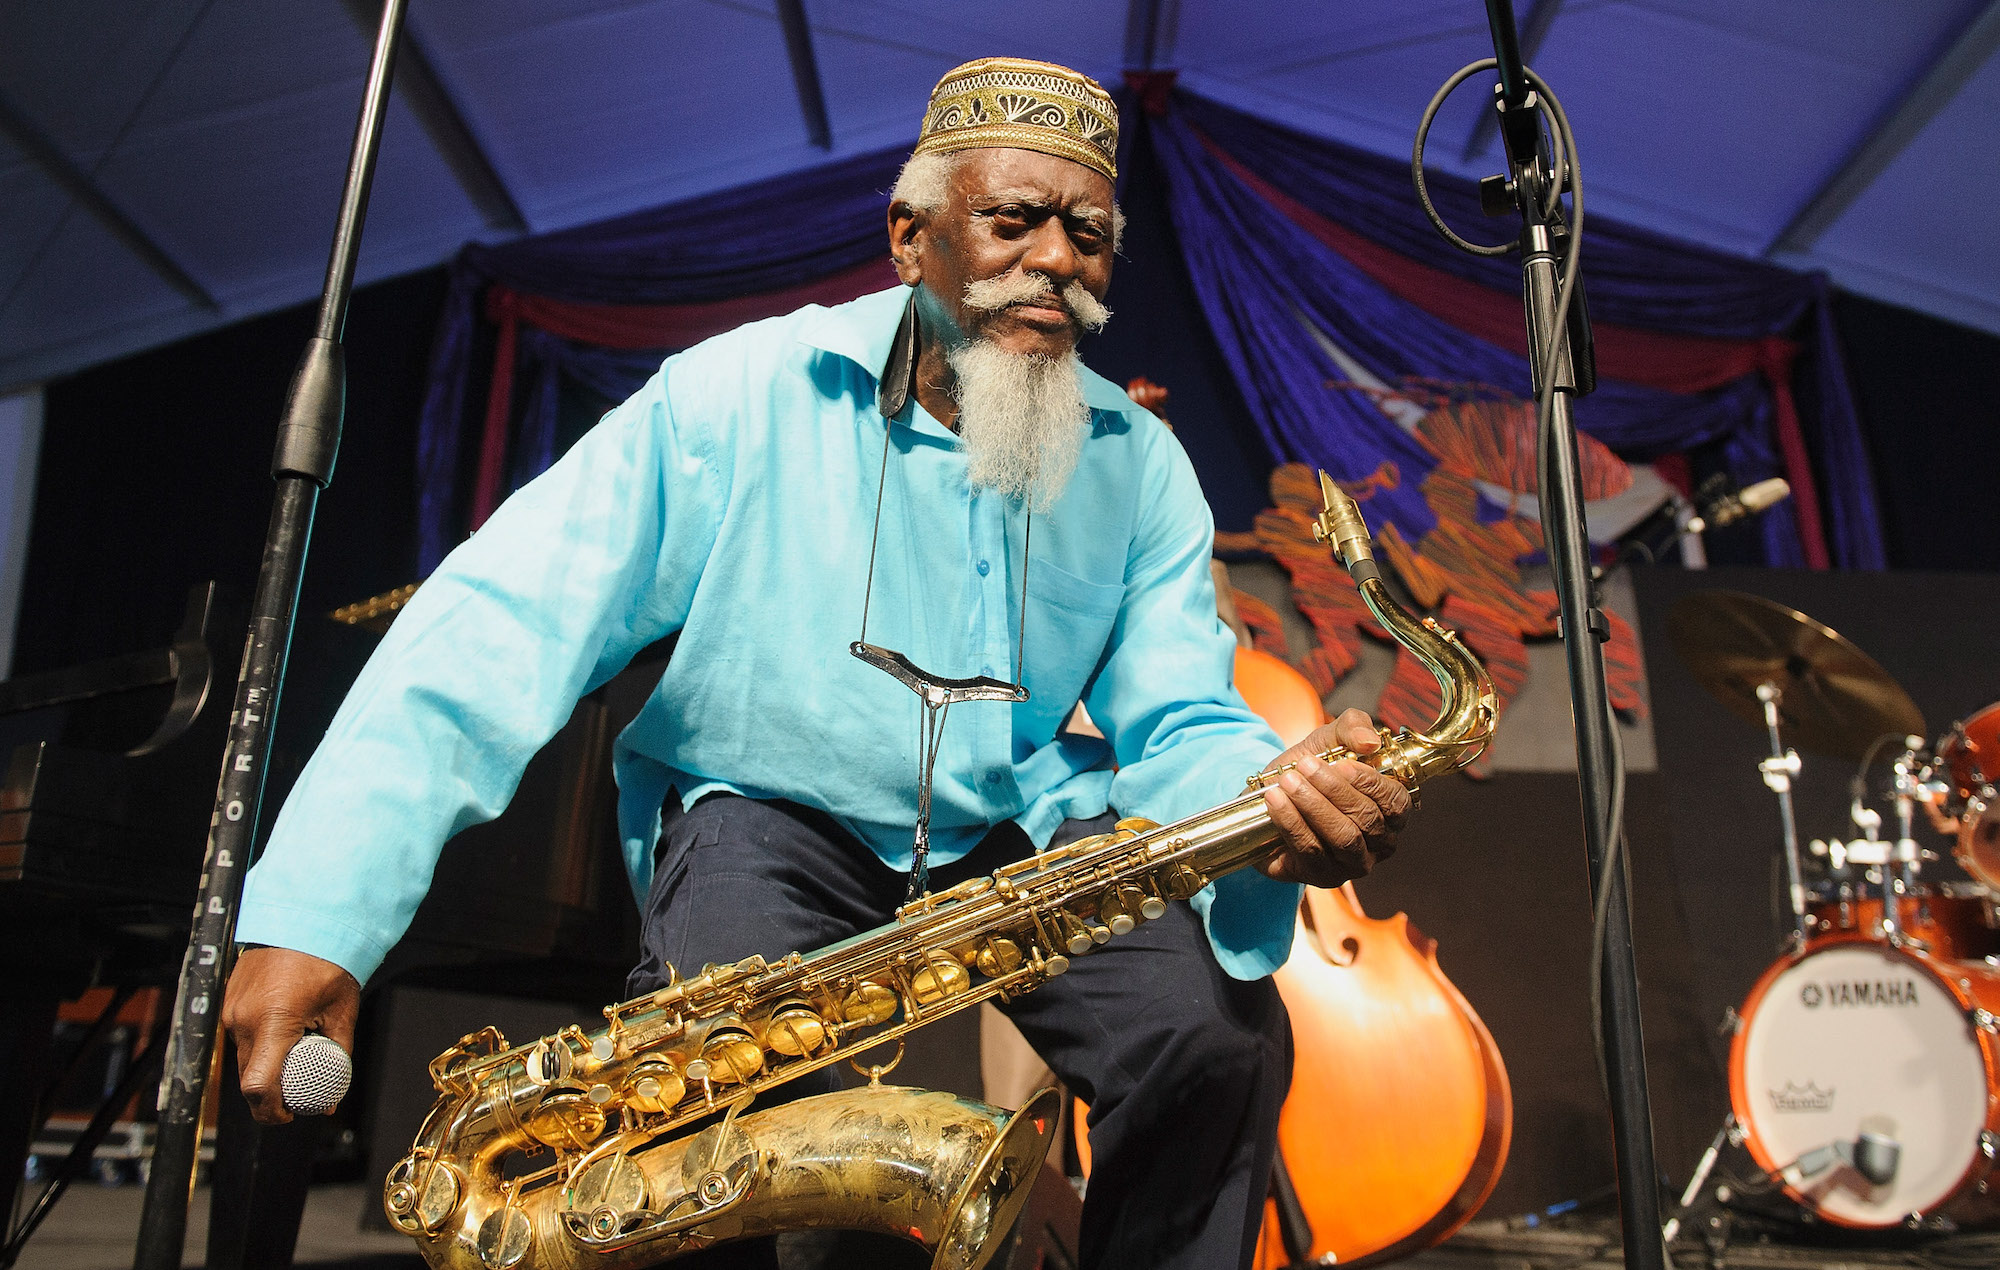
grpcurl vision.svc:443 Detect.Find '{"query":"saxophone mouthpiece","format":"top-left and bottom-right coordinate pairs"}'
top-left (1312, 470), bottom-right (1380, 584)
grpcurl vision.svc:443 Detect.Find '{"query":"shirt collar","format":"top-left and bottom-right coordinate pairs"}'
top-left (799, 285), bottom-right (1141, 417)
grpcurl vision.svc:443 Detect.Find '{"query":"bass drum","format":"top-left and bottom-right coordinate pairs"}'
top-left (1729, 936), bottom-right (2000, 1229)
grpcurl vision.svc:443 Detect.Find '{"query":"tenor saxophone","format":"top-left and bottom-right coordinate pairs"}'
top-left (384, 473), bottom-right (1495, 1270)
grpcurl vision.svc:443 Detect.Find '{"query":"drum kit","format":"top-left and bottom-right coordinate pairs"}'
top-left (1663, 590), bottom-right (2000, 1238)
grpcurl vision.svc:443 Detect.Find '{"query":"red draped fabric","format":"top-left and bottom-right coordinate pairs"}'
top-left (470, 257), bottom-right (900, 527)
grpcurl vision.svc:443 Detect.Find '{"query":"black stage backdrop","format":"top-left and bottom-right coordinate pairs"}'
top-left (1835, 292), bottom-right (2000, 573)
top-left (17, 268), bottom-right (448, 794)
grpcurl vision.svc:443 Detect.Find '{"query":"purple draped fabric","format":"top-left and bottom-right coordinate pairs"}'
top-left (414, 93), bottom-right (1884, 574)
top-left (1163, 94), bottom-right (1885, 569)
top-left (416, 147), bottom-right (909, 571)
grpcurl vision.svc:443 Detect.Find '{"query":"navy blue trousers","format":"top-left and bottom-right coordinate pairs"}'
top-left (628, 795), bottom-right (1291, 1270)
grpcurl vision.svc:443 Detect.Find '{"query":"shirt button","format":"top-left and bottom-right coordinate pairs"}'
top-left (986, 770), bottom-right (1004, 785)
top-left (976, 559), bottom-right (991, 576)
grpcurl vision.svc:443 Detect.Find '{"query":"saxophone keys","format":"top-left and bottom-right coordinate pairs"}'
top-left (1100, 884), bottom-right (1151, 935)
top-left (699, 1029), bottom-right (766, 1084)
top-left (568, 1150), bottom-right (650, 1235)
top-left (764, 1003), bottom-right (830, 1056)
top-left (910, 948), bottom-right (972, 1005)
top-left (524, 1088), bottom-right (607, 1151)
top-left (474, 1204), bottom-right (532, 1269)
top-left (1162, 864), bottom-right (1208, 900)
top-left (974, 937), bottom-right (1024, 977)
top-left (841, 981), bottom-right (899, 1026)
top-left (623, 1059), bottom-right (685, 1113)
top-left (523, 1037), bottom-right (573, 1086)
top-left (1114, 816), bottom-right (1160, 834)
top-left (1139, 894), bottom-right (1168, 920)
top-left (383, 1154), bottom-right (460, 1234)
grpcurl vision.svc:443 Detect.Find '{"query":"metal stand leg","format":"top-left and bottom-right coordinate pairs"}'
top-left (1756, 685), bottom-right (1809, 946)
top-left (1662, 1113), bottom-right (1736, 1243)
top-left (204, 1043), bottom-right (321, 1270)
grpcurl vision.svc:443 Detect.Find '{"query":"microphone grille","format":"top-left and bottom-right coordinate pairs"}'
top-left (281, 1033), bottom-right (353, 1116)
top-left (1738, 477), bottom-right (1791, 514)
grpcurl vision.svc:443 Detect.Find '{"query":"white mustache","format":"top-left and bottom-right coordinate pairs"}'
top-left (961, 273), bottom-right (1112, 333)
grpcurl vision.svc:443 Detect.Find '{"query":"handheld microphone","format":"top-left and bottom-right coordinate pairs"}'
top-left (280, 1033), bottom-right (353, 1116)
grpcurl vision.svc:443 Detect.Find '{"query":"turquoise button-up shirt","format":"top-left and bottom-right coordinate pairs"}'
top-left (237, 285), bottom-right (1298, 985)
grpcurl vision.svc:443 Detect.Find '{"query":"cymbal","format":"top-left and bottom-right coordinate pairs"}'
top-left (1666, 590), bottom-right (1923, 761)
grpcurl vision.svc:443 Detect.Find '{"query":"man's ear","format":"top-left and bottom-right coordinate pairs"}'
top-left (887, 202), bottom-right (924, 286)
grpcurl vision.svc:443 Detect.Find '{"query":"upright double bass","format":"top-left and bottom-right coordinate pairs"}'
top-left (1240, 646), bottom-right (1512, 1267)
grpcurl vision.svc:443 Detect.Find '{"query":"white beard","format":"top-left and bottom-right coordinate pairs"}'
top-left (946, 339), bottom-right (1089, 512)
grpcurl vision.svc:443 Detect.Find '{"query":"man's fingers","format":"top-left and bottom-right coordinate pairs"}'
top-left (1328, 758), bottom-right (1413, 825)
top-left (1268, 772), bottom-right (1371, 875)
top-left (236, 1021), bottom-right (301, 1125)
top-left (1287, 758), bottom-right (1371, 845)
top-left (1300, 757), bottom-right (1390, 837)
top-left (1334, 707), bottom-right (1380, 755)
top-left (1262, 783), bottom-right (1314, 854)
top-left (221, 947), bottom-right (362, 1123)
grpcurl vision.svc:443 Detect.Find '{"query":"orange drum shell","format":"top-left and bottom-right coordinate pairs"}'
top-left (1728, 933), bottom-right (2000, 1229)
top-left (1942, 702), bottom-right (2000, 807)
top-left (1962, 802), bottom-right (2000, 898)
top-left (1805, 890), bottom-right (2000, 964)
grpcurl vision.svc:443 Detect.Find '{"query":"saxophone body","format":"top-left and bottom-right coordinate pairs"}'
top-left (385, 474), bottom-right (1495, 1270)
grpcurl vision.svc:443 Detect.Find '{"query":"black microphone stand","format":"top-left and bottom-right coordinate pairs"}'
top-left (132, 3), bottom-right (409, 1266)
top-left (1487, 6), bottom-right (1666, 1265)
top-left (1419, 4), bottom-right (1669, 1266)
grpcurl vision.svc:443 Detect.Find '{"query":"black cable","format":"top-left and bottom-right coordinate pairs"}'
top-left (1416, 57), bottom-right (1617, 1099)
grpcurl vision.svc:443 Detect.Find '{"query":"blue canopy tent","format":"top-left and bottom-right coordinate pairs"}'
top-left (3, 0), bottom-right (1997, 391)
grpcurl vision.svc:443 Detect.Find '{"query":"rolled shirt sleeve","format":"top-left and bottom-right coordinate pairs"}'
top-left (236, 363), bottom-right (723, 985)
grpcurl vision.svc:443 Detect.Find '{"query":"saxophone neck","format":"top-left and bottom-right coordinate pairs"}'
top-left (1313, 473), bottom-right (1495, 780)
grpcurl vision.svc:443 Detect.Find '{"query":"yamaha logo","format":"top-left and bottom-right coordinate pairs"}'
top-left (1800, 983), bottom-right (1823, 1008)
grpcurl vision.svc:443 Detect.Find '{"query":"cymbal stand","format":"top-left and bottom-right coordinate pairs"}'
top-left (1755, 684), bottom-right (1809, 947)
top-left (1888, 737), bottom-right (1925, 943)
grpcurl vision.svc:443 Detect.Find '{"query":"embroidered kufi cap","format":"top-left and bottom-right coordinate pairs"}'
top-left (913, 57), bottom-right (1119, 183)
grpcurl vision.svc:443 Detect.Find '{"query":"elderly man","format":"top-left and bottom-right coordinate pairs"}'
top-left (225, 58), bottom-right (1410, 1269)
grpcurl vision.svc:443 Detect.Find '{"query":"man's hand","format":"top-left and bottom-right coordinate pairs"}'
top-left (221, 947), bottom-right (360, 1124)
top-left (1257, 708), bottom-right (1413, 888)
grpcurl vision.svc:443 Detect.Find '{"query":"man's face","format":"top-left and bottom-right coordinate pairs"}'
top-left (893, 148), bottom-right (1116, 360)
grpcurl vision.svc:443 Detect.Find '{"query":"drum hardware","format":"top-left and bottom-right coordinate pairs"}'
top-left (1662, 1116), bottom-right (1744, 1243)
top-left (1883, 737), bottom-right (1931, 948)
top-left (1753, 683), bottom-right (1812, 945)
top-left (1668, 591), bottom-right (1926, 949)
